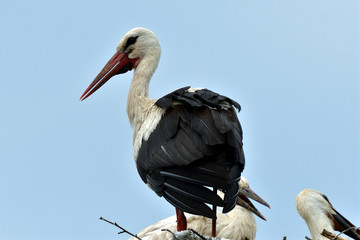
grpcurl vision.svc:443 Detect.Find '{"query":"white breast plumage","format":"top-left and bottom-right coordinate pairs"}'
top-left (133, 103), bottom-right (165, 162)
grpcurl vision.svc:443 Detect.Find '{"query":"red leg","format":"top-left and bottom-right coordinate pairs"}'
top-left (212, 187), bottom-right (217, 237)
top-left (176, 208), bottom-right (187, 231)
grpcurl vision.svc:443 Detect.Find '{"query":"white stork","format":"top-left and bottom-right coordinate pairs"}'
top-left (129, 177), bottom-right (270, 240)
top-left (296, 189), bottom-right (360, 240)
top-left (80, 28), bottom-right (245, 236)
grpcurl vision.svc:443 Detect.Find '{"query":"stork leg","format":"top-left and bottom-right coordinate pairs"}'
top-left (175, 208), bottom-right (187, 231)
top-left (212, 187), bottom-right (217, 237)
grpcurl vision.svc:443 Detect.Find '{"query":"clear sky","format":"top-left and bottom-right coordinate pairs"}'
top-left (0, 1), bottom-right (359, 240)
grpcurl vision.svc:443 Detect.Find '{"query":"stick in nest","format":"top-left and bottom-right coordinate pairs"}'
top-left (99, 216), bottom-right (142, 240)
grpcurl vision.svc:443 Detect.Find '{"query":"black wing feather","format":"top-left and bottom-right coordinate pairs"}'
top-left (164, 178), bottom-right (224, 206)
top-left (164, 189), bottom-right (216, 218)
top-left (136, 87), bottom-right (245, 218)
top-left (160, 167), bottom-right (229, 188)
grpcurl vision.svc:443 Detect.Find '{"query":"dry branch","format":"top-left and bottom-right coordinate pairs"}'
top-left (99, 216), bottom-right (141, 239)
top-left (188, 229), bottom-right (207, 240)
top-left (321, 229), bottom-right (349, 240)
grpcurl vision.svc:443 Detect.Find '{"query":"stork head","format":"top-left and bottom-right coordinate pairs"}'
top-left (296, 189), bottom-right (360, 240)
top-left (117, 27), bottom-right (161, 62)
top-left (296, 189), bottom-right (335, 222)
top-left (80, 27), bottom-right (161, 101)
top-left (236, 177), bottom-right (271, 221)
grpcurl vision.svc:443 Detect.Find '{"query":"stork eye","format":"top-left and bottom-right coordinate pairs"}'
top-left (125, 36), bottom-right (138, 49)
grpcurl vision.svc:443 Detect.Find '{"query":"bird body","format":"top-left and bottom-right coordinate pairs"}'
top-left (296, 189), bottom-right (360, 240)
top-left (135, 86), bottom-right (244, 218)
top-left (130, 177), bottom-right (269, 240)
top-left (81, 27), bottom-right (245, 224)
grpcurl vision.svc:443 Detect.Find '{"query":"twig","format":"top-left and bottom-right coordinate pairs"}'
top-left (321, 229), bottom-right (348, 240)
top-left (332, 226), bottom-right (360, 240)
top-left (99, 216), bottom-right (142, 240)
top-left (162, 229), bottom-right (177, 238)
top-left (188, 228), bottom-right (207, 240)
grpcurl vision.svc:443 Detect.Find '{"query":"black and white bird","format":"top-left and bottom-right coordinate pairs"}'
top-left (129, 177), bottom-right (270, 240)
top-left (80, 28), bottom-right (245, 235)
top-left (296, 189), bottom-right (360, 240)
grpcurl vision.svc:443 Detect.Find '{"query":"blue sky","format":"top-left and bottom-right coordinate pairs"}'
top-left (0, 1), bottom-right (359, 239)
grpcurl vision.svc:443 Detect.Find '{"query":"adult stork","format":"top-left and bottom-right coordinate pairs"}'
top-left (296, 189), bottom-right (360, 240)
top-left (129, 177), bottom-right (270, 240)
top-left (80, 28), bottom-right (245, 236)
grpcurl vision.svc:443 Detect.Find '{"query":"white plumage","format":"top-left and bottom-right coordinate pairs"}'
top-left (296, 189), bottom-right (360, 240)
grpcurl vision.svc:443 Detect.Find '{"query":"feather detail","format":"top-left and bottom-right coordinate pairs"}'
top-left (136, 86), bottom-right (245, 218)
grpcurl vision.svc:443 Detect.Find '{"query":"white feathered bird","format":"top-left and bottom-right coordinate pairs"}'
top-left (130, 177), bottom-right (270, 240)
top-left (81, 27), bottom-right (246, 236)
top-left (296, 189), bottom-right (360, 240)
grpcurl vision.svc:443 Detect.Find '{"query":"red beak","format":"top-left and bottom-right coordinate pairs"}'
top-left (80, 51), bottom-right (139, 101)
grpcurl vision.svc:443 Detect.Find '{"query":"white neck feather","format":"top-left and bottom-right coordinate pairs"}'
top-left (126, 49), bottom-right (164, 161)
top-left (303, 212), bottom-right (334, 240)
top-left (221, 206), bottom-right (257, 240)
top-left (126, 49), bottom-right (160, 127)
top-left (296, 190), bottom-right (335, 240)
top-left (216, 191), bottom-right (257, 240)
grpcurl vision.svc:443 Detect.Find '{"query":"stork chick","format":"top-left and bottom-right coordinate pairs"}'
top-left (296, 189), bottom-right (360, 240)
